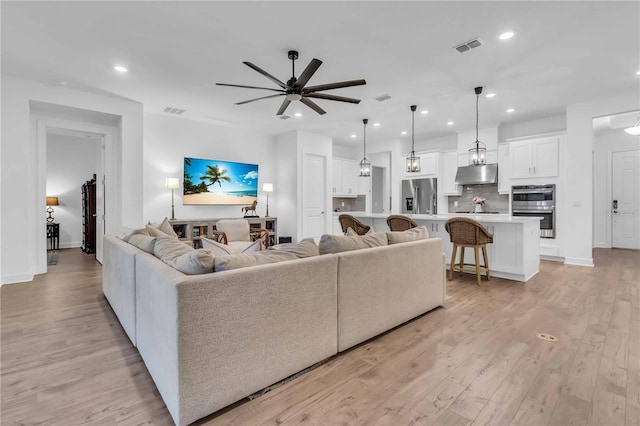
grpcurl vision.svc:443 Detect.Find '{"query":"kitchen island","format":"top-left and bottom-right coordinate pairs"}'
top-left (350, 213), bottom-right (542, 282)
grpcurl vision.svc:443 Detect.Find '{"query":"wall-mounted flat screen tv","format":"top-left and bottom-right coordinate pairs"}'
top-left (183, 157), bottom-right (258, 205)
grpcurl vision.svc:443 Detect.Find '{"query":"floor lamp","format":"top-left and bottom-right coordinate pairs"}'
top-left (166, 178), bottom-right (180, 221)
top-left (262, 183), bottom-right (273, 217)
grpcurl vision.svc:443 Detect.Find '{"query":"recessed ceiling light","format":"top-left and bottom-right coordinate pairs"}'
top-left (506, 108), bottom-right (515, 113)
top-left (114, 65), bottom-right (128, 73)
top-left (401, 131), bottom-right (408, 135)
top-left (636, 70), bottom-right (640, 75)
top-left (350, 134), bottom-right (357, 138)
top-left (420, 110), bottom-right (428, 115)
top-left (373, 122), bottom-right (381, 127)
top-left (499, 31), bottom-right (514, 40)
top-left (55, 80), bottom-right (68, 87)
top-left (485, 93), bottom-right (496, 98)
top-left (294, 112), bottom-right (302, 117)
top-left (447, 121), bottom-right (454, 125)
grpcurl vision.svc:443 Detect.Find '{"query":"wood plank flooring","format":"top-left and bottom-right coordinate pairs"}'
top-left (1, 248), bottom-right (639, 425)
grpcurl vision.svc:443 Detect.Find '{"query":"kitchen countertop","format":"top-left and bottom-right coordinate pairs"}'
top-left (349, 213), bottom-right (542, 224)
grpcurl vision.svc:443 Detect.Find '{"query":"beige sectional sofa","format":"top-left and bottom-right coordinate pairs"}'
top-left (102, 232), bottom-right (446, 426)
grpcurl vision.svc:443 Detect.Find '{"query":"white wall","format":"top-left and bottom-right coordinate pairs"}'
top-left (46, 133), bottom-right (99, 248)
top-left (500, 115), bottom-right (566, 140)
top-left (1, 75), bottom-right (143, 285)
top-left (593, 127), bottom-right (640, 247)
top-left (142, 113), bottom-right (277, 224)
top-left (565, 93), bottom-right (639, 266)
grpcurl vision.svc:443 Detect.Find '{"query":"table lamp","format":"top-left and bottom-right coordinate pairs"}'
top-left (262, 183), bottom-right (273, 217)
top-left (166, 178), bottom-right (180, 221)
top-left (46, 196), bottom-right (59, 223)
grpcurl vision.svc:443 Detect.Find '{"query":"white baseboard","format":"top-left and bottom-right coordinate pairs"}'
top-left (1, 273), bottom-right (35, 286)
top-left (564, 257), bottom-right (594, 267)
top-left (593, 242), bottom-right (609, 249)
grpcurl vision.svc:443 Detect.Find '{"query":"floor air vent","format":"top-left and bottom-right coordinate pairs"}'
top-left (453, 37), bottom-right (484, 53)
top-left (163, 106), bottom-right (186, 115)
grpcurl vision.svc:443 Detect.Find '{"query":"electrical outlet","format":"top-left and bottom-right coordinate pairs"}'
top-left (454, 201), bottom-right (458, 207)
top-left (341, 201), bottom-right (345, 207)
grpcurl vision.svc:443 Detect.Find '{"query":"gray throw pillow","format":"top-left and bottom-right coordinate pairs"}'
top-left (215, 238), bottom-right (318, 272)
top-left (128, 234), bottom-right (157, 253)
top-left (318, 232), bottom-right (388, 255)
top-left (166, 250), bottom-right (215, 275)
top-left (387, 226), bottom-right (430, 244)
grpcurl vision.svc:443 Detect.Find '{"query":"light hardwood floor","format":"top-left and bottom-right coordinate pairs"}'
top-left (1, 248), bottom-right (639, 425)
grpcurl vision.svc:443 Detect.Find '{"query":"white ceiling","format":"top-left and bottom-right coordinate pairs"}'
top-left (2, 1), bottom-right (639, 146)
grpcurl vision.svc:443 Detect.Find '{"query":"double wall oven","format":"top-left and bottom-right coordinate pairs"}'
top-left (512, 184), bottom-right (556, 238)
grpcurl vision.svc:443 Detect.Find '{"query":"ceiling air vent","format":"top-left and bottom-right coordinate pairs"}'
top-left (163, 106), bottom-right (186, 115)
top-left (279, 115), bottom-right (290, 120)
top-left (375, 94), bottom-right (392, 102)
top-left (453, 37), bottom-right (484, 53)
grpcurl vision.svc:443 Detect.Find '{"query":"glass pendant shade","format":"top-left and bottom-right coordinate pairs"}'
top-left (469, 86), bottom-right (486, 166)
top-left (406, 105), bottom-right (420, 173)
top-left (359, 118), bottom-right (371, 177)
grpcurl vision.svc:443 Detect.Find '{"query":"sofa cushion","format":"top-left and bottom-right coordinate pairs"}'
top-left (153, 236), bottom-right (214, 275)
top-left (128, 234), bottom-right (157, 253)
top-left (215, 238), bottom-right (318, 272)
top-left (318, 232), bottom-right (388, 255)
top-left (386, 226), bottom-right (430, 244)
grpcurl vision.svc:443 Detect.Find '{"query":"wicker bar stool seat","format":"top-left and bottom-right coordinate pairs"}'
top-left (386, 215), bottom-right (418, 231)
top-left (444, 217), bottom-right (493, 285)
top-left (338, 214), bottom-right (371, 235)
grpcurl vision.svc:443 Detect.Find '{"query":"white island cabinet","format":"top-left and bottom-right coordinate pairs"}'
top-left (353, 213), bottom-right (541, 282)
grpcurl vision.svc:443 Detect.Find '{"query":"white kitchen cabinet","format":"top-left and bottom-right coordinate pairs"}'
top-left (332, 216), bottom-right (343, 235)
top-left (357, 172), bottom-right (370, 197)
top-left (423, 220), bottom-right (453, 264)
top-left (497, 143), bottom-right (510, 194)
top-left (510, 136), bottom-right (559, 179)
top-left (405, 152), bottom-right (439, 177)
top-left (332, 158), bottom-right (359, 196)
top-left (442, 151), bottom-right (462, 195)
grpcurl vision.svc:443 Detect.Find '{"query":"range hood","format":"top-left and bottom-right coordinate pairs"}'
top-left (454, 163), bottom-right (498, 185)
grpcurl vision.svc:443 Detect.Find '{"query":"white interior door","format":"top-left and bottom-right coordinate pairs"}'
top-left (302, 153), bottom-right (326, 238)
top-left (612, 150), bottom-right (640, 249)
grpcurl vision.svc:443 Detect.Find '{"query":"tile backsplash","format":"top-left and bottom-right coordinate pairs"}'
top-left (447, 184), bottom-right (509, 213)
top-left (333, 195), bottom-right (366, 212)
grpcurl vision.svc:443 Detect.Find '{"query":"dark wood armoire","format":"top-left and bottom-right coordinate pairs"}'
top-left (81, 175), bottom-right (97, 254)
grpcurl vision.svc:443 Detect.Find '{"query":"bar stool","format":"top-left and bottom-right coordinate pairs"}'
top-left (444, 217), bottom-right (493, 285)
top-left (338, 214), bottom-right (371, 235)
top-left (386, 215), bottom-right (418, 231)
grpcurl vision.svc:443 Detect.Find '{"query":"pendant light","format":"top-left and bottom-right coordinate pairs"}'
top-left (624, 116), bottom-right (640, 135)
top-left (406, 105), bottom-right (420, 173)
top-left (359, 119), bottom-right (371, 177)
top-left (468, 86), bottom-right (487, 165)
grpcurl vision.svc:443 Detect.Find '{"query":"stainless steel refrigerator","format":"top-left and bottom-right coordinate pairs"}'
top-left (401, 178), bottom-right (437, 215)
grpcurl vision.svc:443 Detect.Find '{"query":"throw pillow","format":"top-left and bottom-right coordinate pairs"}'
top-left (346, 226), bottom-right (375, 236)
top-left (318, 232), bottom-right (388, 255)
top-left (117, 227), bottom-right (149, 242)
top-left (166, 250), bottom-right (215, 275)
top-left (267, 238), bottom-right (319, 257)
top-left (387, 226), bottom-right (430, 245)
top-left (145, 217), bottom-right (179, 239)
top-left (215, 238), bottom-right (318, 272)
top-left (154, 236), bottom-right (194, 260)
top-left (200, 237), bottom-right (233, 255)
top-left (128, 234), bottom-right (157, 253)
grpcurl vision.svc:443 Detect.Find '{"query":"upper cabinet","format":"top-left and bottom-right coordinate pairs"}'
top-left (404, 152), bottom-right (439, 177)
top-left (441, 151), bottom-right (462, 195)
top-left (332, 158), bottom-right (360, 197)
top-left (497, 143), bottom-right (510, 194)
top-left (509, 135), bottom-right (560, 179)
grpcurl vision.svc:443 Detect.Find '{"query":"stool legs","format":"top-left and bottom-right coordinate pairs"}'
top-left (449, 244), bottom-right (458, 280)
top-left (482, 245), bottom-right (491, 281)
top-left (449, 243), bottom-right (490, 285)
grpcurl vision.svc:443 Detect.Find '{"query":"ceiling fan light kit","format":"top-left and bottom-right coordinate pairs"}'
top-left (468, 86), bottom-right (487, 166)
top-left (216, 50), bottom-right (366, 116)
top-left (359, 118), bottom-right (371, 177)
top-left (406, 105), bottom-right (421, 173)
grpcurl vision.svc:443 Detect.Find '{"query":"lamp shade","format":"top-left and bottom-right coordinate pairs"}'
top-left (262, 182), bottom-right (274, 192)
top-left (165, 178), bottom-right (180, 189)
top-left (46, 196), bottom-right (59, 206)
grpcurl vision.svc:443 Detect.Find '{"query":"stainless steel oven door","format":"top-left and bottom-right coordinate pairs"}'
top-left (512, 209), bottom-right (555, 238)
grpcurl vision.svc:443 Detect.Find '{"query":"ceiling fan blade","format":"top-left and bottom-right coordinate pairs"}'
top-left (300, 97), bottom-right (326, 115)
top-left (235, 93), bottom-right (284, 105)
top-left (293, 58), bottom-right (322, 89)
top-left (305, 93), bottom-right (361, 104)
top-left (216, 83), bottom-right (284, 93)
top-left (243, 62), bottom-right (288, 89)
top-left (276, 99), bottom-right (291, 116)
top-left (304, 79), bottom-right (367, 93)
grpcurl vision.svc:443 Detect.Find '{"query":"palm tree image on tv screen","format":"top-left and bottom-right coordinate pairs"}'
top-left (183, 157), bottom-right (259, 205)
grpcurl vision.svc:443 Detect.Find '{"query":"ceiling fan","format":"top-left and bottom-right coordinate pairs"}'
top-left (216, 50), bottom-right (366, 116)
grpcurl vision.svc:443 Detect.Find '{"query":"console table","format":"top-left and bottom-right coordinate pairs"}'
top-left (47, 223), bottom-right (60, 250)
top-left (169, 217), bottom-right (277, 248)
